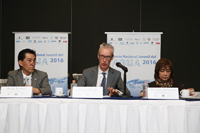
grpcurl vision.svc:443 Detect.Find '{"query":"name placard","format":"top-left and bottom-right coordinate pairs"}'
top-left (0, 86), bottom-right (33, 97)
top-left (72, 87), bottom-right (103, 98)
top-left (147, 87), bottom-right (179, 99)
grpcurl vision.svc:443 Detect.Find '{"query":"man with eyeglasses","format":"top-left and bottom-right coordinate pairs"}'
top-left (77, 43), bottom-right (130, 96)
top-left (6, 49), bottom-right (52, 95)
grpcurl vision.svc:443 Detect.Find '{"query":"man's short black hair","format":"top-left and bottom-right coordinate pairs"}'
top-left (18, 48), bottom-right (36, 68)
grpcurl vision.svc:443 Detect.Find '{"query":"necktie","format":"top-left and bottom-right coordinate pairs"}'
top-left (101, 72), bottom-right (106, 95)
top-left (25, 77), bottom-right (30, 85)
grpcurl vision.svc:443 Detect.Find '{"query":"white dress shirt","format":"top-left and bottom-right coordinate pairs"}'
top-left (96, 66), bottom-right (123, 96)
top-left (96, 66), bottom-right (109, 87)
top-left (22, 72), bottom-right (32, 85)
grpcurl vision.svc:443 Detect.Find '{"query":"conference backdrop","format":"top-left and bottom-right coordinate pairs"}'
top-left (14, 32), bottom-right (69, 94)
top-left (106, 32), bottom-right (162, 96)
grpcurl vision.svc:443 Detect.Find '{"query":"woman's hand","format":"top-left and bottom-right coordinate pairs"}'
top-left (139, 91), bottom-right (143, 97)
top-left (187, 88), bottom-right (194, 96)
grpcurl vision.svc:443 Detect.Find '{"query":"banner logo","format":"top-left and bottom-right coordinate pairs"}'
top-left (26, 36), bottom-right (30, 39)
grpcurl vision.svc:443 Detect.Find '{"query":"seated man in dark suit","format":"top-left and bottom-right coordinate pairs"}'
top-left (6, 49), bottom-right (52, 95)
top-left (77, 43), bottom-right (130, 96)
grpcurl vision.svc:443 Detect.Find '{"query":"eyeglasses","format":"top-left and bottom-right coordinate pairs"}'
top-left (99, 55), bottom-right (112, 60)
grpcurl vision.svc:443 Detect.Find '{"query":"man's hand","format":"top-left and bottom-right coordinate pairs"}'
top-left (25, 85), bottom-right (41, 94)
top-left (108, 87), bottom-right (119, 96)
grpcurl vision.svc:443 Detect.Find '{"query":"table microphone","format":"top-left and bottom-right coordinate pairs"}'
top-left (116, 62), bottom-right (128, 72)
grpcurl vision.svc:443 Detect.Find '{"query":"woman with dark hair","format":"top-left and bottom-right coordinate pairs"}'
top-left (139, 58), bottom-right (193, 97)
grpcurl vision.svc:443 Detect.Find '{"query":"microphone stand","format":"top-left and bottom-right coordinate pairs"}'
top-left (118, 68), bottom-right (133, 97)
top-left (123, 70), bottom-right (127, 96)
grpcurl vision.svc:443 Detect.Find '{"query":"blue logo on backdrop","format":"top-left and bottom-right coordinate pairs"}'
top-left (37, 58), bottom-right (48, 65)
top-left (126, 79), bottom-right (154, 96)
top-left (28, 40), bottom-right (32, 43)
top-left (120, 42), bottom-right (125, 45)
top-left (49, 77), bottom-right (68, 94)
top-left (38, 41), bottom-right (42, 43)
top-left (108, 42), bottom-right (112, 44)
top-left (130, 42), bottom-right (135, 44)
top-left (51, 40), bottom-right (56, 42)
top-left (112, 59), bottom-right (140, 67)
top-left (16, 41), bottom-right (20, 43)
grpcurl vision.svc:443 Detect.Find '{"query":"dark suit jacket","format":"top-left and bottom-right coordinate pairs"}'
top-left (6, 69), bottom-right (52, 95)
top-left (77, 66), bottom-right (130, 96)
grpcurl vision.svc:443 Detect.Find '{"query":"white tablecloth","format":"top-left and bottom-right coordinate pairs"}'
top-left (0, 98), bottom-right (199, 133)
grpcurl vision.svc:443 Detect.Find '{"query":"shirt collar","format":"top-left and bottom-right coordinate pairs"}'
top-left (98, 66), bottom-right (109, 74)
top-left (22, 71), bottom-right (32, 79)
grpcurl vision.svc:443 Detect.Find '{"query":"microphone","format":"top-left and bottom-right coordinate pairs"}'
top-left (116, 62), bottom-right (128, 72)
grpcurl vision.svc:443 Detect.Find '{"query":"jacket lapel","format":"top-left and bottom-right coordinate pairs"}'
top-left (17, 69), bottom-right (24, 86)
top-left (31, 70), bottom-right (38, 87)
top-left (92, 66), bottom-right (98, 86)
top-left (105, 67), bottom-right (114, 94)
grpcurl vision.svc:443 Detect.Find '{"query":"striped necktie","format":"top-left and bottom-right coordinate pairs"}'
top-left (101, 72), bottom-right (106, 95)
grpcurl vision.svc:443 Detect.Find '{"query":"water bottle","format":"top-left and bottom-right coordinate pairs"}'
top-left (143, 81), bottom-right (148, 98)
top-left (70, 80), bottom-right (77, 96)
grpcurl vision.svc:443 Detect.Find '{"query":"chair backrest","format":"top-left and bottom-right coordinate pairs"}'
top-left (0, 79), bottom-right (7, 86)
top-left (72, 73), bottom-right (82, 82)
